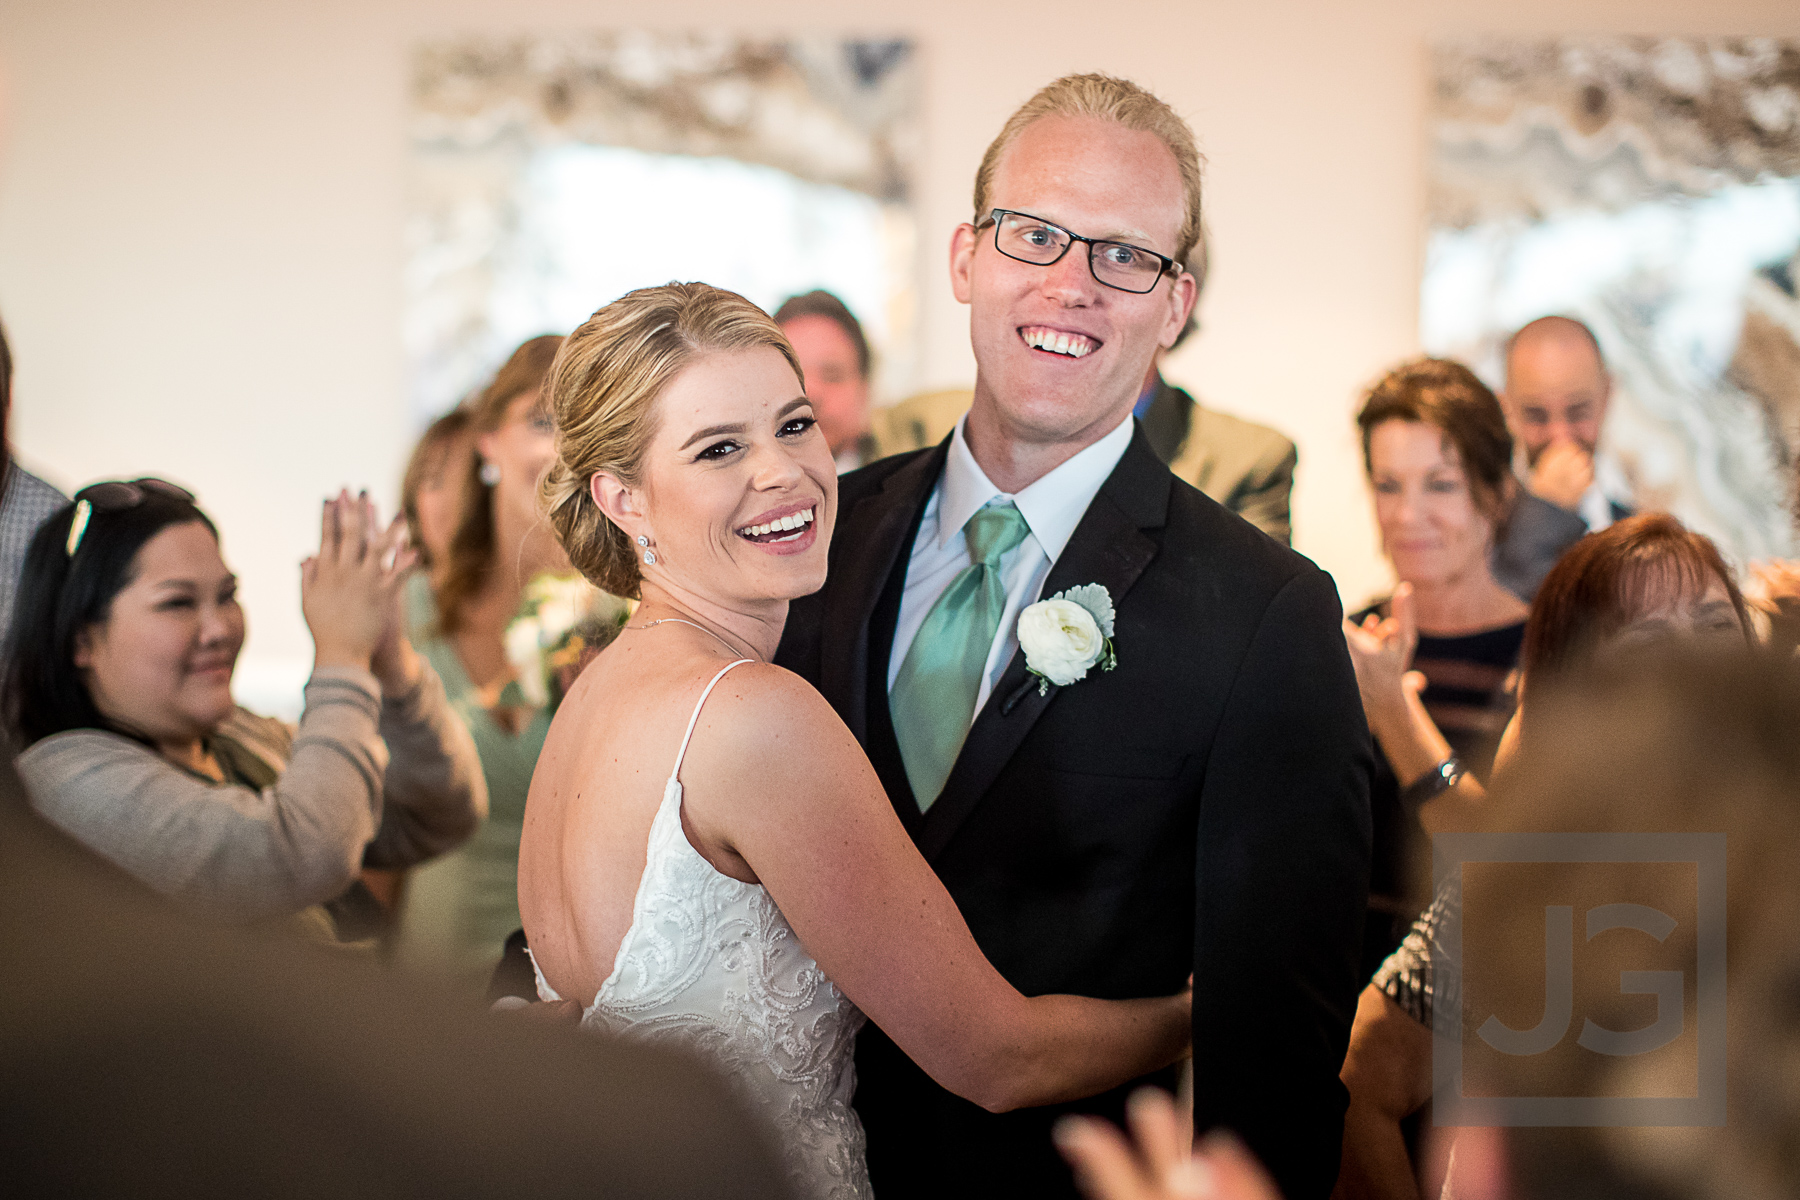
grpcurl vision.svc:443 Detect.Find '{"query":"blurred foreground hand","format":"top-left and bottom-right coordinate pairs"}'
top-left (1056, 1089), bottom-right (1281, 1200)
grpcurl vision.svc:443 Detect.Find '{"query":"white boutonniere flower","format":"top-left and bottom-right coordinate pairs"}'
top-left (1017, 583), bottom-right (1118, 695)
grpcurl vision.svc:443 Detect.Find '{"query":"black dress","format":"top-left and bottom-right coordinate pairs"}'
top-left (1351, 603), bottom-right (1524, 981)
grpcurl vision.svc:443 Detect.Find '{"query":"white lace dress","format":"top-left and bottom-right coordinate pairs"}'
top-left (534, 660), bottom-right (872, 1200)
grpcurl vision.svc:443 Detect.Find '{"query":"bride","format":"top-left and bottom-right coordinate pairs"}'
top-left (517, 283), bottom-right (1190, 1200)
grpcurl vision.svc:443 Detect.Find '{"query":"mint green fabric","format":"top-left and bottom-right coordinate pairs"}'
top-left (393, 574), bottom-right (551, 986)
top-left (889, 501), bottom-right (1030, 811)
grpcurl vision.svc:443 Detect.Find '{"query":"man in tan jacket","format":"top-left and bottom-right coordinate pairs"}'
top-left (875, 236), bottom-right (1297, 542)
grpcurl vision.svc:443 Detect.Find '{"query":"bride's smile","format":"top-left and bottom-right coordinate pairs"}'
top-left (734, 502), bottom-right (816, 550)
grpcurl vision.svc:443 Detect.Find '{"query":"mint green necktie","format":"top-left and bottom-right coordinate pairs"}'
top-left (890, 501), bottom-right (1031, 811)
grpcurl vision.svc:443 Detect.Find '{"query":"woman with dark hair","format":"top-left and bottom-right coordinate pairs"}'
top-left (1342, 358), bottom-right (1530, 976)
top-left (1332, 511), bottom-right (1753, 1200)
top-left (2, 484), bottom-right (484, 937)
top-left (394, 334), bottom-right (605, 983)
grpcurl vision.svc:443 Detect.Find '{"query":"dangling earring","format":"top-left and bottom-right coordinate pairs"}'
top-left (479, 460), bottom-right (501, 487)
top-left (644, 550), bottom-right (657, 565)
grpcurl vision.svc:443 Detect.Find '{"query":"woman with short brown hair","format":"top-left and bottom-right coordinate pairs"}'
top-left (1343, 357), bottom-right (1530, 978)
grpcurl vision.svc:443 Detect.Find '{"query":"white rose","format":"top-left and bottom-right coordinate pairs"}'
top-left (1017, 598), bottom-right (1105, 687)
top-left (504, 616), bottom-right (550, 707)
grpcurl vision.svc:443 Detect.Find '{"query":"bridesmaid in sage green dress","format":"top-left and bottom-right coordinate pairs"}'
top-left (393, 336), bottom-right (572, 986)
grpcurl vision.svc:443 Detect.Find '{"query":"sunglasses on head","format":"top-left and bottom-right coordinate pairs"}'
top-left (66, 478), bottom-right (196, 558)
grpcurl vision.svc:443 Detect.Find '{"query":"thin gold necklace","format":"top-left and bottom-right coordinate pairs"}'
top-left (625, 616), bottom-right (762, 663)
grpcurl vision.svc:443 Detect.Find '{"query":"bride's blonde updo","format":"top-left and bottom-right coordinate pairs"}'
top-left (540, 282), bottom-right (804, 598)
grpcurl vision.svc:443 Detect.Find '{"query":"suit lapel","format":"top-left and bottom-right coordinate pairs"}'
top-left (819, 444), bottom-right (945, 744)
top-left (915, 429), bottom-right (1171, 861)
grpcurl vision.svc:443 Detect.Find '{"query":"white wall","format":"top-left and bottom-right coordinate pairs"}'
top-left (5, 0), bottom-right (1799, 709)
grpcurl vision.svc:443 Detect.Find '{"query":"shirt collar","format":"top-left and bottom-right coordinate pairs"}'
top-left (936, 411), bottom-right (1135, 559)
top-left (1578, 479), bottom-right (1614, 531)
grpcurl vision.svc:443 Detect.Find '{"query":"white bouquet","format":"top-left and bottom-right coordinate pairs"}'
top-left (503, 573), bottom-right (631, 709)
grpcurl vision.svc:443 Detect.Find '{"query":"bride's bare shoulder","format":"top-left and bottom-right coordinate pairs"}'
top-left (679, 662), bottom-right (871, 788)
top-left (698, 660), bottom-right (843, 728)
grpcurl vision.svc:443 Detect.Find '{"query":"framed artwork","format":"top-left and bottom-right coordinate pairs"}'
top-left (407, 32), bottom-right (919, 419)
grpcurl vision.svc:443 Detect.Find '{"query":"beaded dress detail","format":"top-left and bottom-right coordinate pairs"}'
top-left (534, 660), bottom-right (871, 1200)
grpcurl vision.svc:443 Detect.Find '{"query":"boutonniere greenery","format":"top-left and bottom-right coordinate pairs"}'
top-left (1017, 583), bottom-right (1117, 696)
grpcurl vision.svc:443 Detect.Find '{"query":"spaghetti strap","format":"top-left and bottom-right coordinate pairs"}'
top-left (669, 659), bottom-right (755, 783)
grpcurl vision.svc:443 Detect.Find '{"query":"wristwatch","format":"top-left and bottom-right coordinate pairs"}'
top-left (1401, 756), bottom-right (1464, 807)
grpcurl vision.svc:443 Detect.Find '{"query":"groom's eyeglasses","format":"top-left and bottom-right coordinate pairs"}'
top-left (977, 209), bottom-right (1179, 294)
top-left (65, 478), bottom-right (195, 558)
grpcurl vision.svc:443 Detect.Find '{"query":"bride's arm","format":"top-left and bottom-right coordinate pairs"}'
top-left (678, 665), bottom-right (1191, 1114)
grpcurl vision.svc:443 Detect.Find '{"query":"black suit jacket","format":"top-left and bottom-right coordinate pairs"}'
top-left (776, 426), bottom-right (1372, 1200)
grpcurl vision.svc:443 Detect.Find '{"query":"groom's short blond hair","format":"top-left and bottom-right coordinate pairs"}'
top-left (972, 74), bottom-right (1205, 265)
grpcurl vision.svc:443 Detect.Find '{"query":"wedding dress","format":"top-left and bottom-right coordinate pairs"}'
top-left (534, 659), bottom-right (873, 1200)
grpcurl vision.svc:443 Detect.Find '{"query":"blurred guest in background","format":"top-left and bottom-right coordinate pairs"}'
top-left (1343, 358), bottom-right (1528, 977)
top-left (867, 383), bottom-right (970, 460)
top-left (1334, 513), bottom-right (1753, 1200)
top-left (401, 406), bottom-right (476, 571)
top-left (378, 403), bottom-right (475, 915)
top-left (1134, 235), bottom-right (1297, 543)
top-left (1, 484), bottom-right (483, 941)
top-left (0, 315), bottom-right (68, 634)
top-left (774, 290), bottom-right (879, 472)
top-left (1491, 315), bottom-right (1635, 601)
top-left (394, 334), bottom-right (578, 984)
top-left (1512, 511), bottom-right (1749, 726)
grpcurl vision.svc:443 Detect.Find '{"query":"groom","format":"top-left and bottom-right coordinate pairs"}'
top-left (776, 74), bottom-right (1371, 1200)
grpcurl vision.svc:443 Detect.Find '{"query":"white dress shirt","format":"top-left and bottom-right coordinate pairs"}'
top-left (887, 413), bottom-right (1135, 721)
top-left (1577, 479), bottom-right (1618, 533)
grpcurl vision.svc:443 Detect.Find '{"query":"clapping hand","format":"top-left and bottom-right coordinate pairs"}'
top-left (1055, 1089), bottom-right (1280, 1200)
top-left (302, 491), bottom-right (419, 677)
top-left (1528, 436), bottom-right (1594, 512)
top-left (1342, 582), bottom-right (1423, 735)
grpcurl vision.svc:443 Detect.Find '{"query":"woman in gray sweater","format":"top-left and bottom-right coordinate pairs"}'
top-left (2, 481), bottom-right (486, 938)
